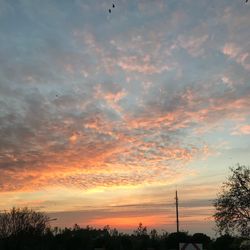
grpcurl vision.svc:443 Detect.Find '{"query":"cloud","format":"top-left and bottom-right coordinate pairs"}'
top-left (0, 0), bottom-right (249, 199)
top-left (178, 34), bottom-right (209, 57)
top-left (1, 77), bottom-right (250, 192)
top-left (232, 124), bottom-right (250, 135)
top-left (117, 55), bottom-right (171, 74)
top-left (46, 196), bottom-right (214, 231)
top-left (222, 43), bottom-right (250, 70)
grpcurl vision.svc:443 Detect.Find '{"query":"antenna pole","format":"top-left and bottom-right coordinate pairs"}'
top-left (175, 190), bottom-right (179, 233)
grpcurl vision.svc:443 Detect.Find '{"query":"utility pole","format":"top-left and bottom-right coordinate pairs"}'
top-left (175, 190), bottom-right (179, 233)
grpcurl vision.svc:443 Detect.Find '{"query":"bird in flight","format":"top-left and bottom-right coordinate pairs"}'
top-left (108, 2), bottom-right (116, 13)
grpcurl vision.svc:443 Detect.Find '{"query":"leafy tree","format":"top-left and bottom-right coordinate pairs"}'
top-left (165, 231), bottom-right (190, 249)
top-left (213, 165), bottom-right (250, 236)
top-left (213, 234), bottom-right (240, 250)
top-left (240, 239), bottom-right (250, 250)
top-left (191, 233), bottom-right (211, 249)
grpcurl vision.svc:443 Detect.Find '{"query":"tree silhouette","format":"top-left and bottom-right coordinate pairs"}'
top-left (191, 233), bottom-right (211, 249)
top-left (133, 222), bottom-right (147, 237)
top-left (0, 207), bottom-right (52, 250)
top-left (165, 232), bottom-right (190, 249)
top-left (213, 165), bottom-right (250, 236)
top-left (0, 207), bottom-right (50, 239)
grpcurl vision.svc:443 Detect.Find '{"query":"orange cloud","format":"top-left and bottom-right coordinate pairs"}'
top-left (118, 55), bottom-right (171, 74)
top-left (232, 124), bottom-right (250, 135)
top-left (2, 84), bottom-right (250, 193)
top-left (238, 125), bottom-right (250, 134)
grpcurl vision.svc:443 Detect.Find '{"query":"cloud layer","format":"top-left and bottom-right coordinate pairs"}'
top-left (0, 0), bottom-right (249, 234)
top-left (0, 0), bottom-right (250, 192)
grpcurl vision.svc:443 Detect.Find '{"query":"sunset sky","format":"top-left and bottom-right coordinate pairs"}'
top-left (0, 0), bottom-right (250, 236)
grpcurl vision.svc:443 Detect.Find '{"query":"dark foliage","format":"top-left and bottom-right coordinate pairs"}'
top-left (0, 218), bottom-right (248, 250)
top-left (163, 232), bottom-right (190, 249)
top-left (0, 207), bottom-right (51, 250)
top-left (213, 165), bottom-right (250, 236)
top-left (0, 207), bottom-right (50, 239)
top-left (191, 233), bottom-right (212, 249)
top-left (0, 179), bottom-right (249, 250)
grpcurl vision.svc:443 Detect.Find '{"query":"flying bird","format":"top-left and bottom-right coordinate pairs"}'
top-left (246, 0), bottom-right (248, 2)
top-left (108, 2), bottom-right (116, 13)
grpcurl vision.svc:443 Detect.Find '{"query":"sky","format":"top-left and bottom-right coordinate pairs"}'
top-left (0, 0), bottom-right (250, 237)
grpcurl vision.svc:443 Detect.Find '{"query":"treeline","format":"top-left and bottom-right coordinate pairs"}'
top-left (0, 223), bottom-right (249, 250)
top-left (0, 207), bottom-right (249, 250)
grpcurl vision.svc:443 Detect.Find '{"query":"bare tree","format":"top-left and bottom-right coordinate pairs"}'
top-left (213, 165), bottom-right (250, 236)
top-left (0, 207), bottom-right (50, 239)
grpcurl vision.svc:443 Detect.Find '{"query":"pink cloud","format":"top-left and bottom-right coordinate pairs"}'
top-left (232, 124), bottom-right (250, 135)
top-left (222, 43), bottom-right (250, 70)
top-left (117, 55), bottom-right (171, 74)
top-left (178, 34), bottom-right (209, 57)
top-left (94, 85), bottom-right (127, 115)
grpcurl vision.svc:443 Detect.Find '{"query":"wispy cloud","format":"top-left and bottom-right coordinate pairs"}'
top-left (223, 43), bottom-right (250, 70)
